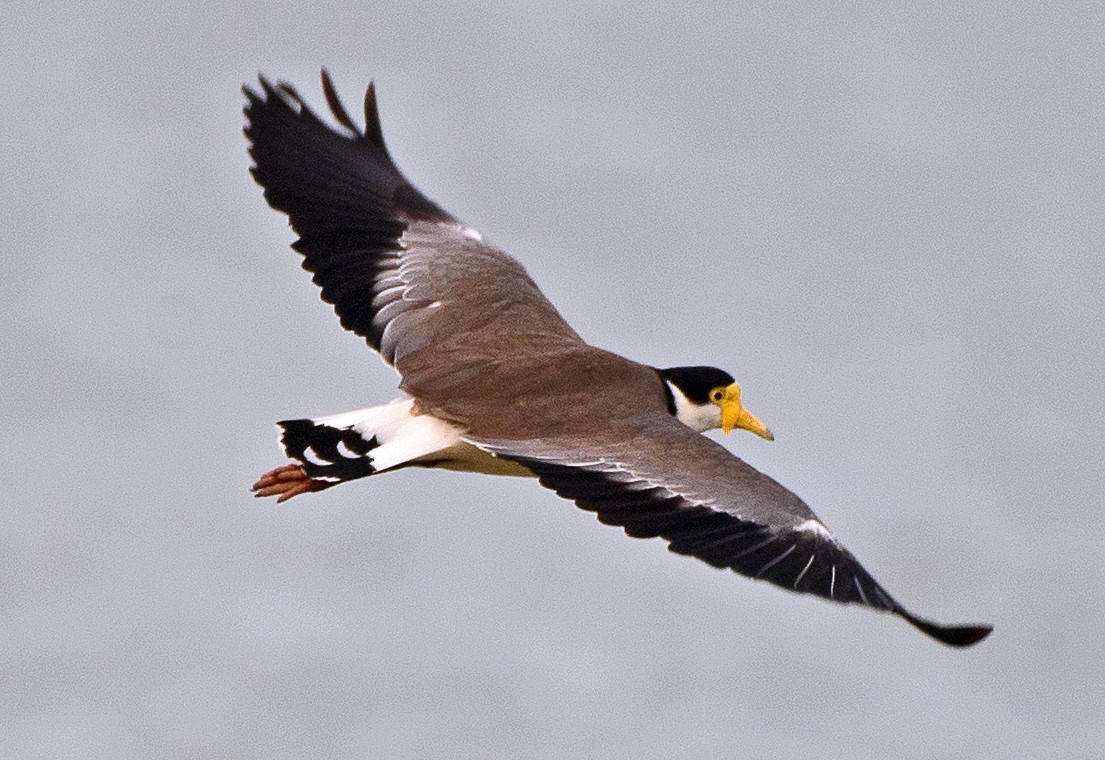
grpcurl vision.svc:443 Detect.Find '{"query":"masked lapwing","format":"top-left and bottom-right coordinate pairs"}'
top-left (243, 71), bottom-right (991, 648)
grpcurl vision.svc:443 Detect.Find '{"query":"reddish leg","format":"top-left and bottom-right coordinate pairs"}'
top-left (251, 464), bottom-right (334, 503)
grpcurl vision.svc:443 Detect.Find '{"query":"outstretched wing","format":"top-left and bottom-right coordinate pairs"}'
top-left (243, 72), bottom-right (582, 370)
top-left (471, 416), bottom-right (991, 648)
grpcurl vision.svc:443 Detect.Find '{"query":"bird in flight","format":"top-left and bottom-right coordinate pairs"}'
top-left (243, 71), bottom-right (991, 647)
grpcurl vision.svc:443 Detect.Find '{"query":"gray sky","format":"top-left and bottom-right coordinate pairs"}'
top-left (4, 2), bottom-right (1103, 758)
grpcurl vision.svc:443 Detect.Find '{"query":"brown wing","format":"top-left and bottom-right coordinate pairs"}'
top-left (470, 416), bottom-right (992, 648)
top-left (243, 72), bottom-right (583, 373)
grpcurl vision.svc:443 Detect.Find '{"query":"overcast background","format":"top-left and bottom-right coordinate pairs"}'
top-left (4, 2), bottom-right (1103, 758)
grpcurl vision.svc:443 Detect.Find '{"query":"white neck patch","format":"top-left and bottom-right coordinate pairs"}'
top-left (666, 380), bottom-right (722, 433)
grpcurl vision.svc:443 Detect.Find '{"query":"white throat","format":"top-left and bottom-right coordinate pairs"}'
top-left (666, 380), bottom-right (722, 433)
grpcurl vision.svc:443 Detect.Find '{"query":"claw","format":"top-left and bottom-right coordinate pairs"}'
top-left (251, 464), bottom-right (332, 502)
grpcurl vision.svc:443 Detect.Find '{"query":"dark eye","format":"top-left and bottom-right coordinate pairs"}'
top-left (710, 390), bottom-right (723, 402)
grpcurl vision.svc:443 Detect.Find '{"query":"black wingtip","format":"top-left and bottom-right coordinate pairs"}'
top-left (316, 69), bottom-right (389, 155)
top-left (901, 611), bottom-right (993, 648)
top-left (320, 68), bottom-right (362, 137)
top-left (363, 80), bottom-right (388, 153)
top-left (241, 81), bottom-right (261, 105)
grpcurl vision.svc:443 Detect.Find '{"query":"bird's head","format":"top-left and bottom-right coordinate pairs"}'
top-left (659, 366), bottom-right (774, 440)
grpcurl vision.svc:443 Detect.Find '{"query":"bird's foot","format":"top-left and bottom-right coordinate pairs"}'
top-left (251, 464), bottom-right (332, 503)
